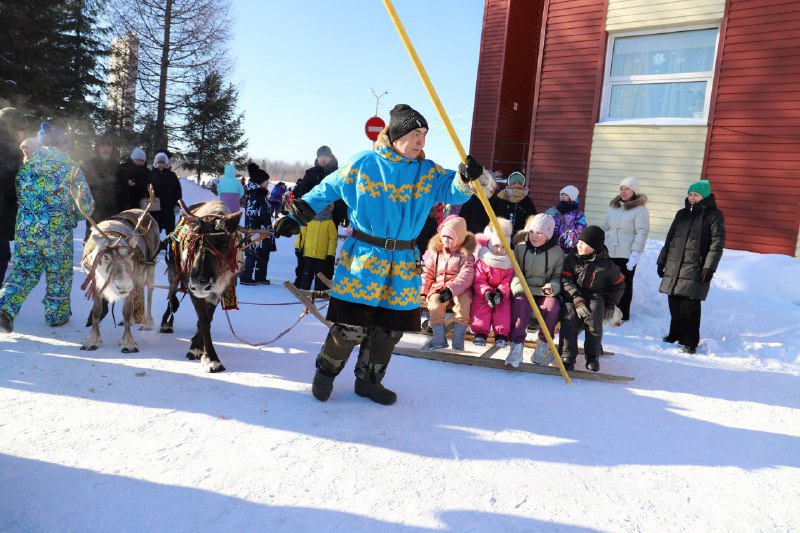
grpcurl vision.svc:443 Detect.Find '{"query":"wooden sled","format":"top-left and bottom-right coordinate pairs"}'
top-left (288, 276), bottom-right (632, 383)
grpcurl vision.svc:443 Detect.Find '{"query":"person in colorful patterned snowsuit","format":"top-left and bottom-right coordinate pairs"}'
top-left (0, 123), bottom-right (94, 333)
top-left (274, 104), bottom-right (495, 405)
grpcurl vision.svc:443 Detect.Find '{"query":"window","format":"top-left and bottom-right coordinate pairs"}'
top-left (600, 27), bottom-right (719, 124)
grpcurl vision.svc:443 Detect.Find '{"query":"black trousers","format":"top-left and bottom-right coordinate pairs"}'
top-left (299, 257), bottom-right (334, 291)
top-left (559, 297), bottom-right (606, 363)
top-left (240, 246), bottom-right (270, 282)
top-left (611, 257), bottom-right (636, 321)
top-left (667, 295), bottom-right (702, 348)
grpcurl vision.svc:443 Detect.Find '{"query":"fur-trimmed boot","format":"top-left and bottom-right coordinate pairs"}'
top-left (451, 323), bottom-right (467, 351)
top-left (425, 324), bottom-right (448, 350)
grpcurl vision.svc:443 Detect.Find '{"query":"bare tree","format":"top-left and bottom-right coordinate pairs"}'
top-left (110, 0), bottom-right (231, 154)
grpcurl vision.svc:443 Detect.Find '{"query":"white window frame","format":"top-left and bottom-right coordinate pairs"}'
top-left (598, 25), bottom-right (720, 126)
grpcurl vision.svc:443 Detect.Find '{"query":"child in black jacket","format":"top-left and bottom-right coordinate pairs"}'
top-left (559, 226), bottom-right (625, 372)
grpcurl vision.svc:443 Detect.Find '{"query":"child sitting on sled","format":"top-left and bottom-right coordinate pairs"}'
top-left (421, 215), bottom-right (476, 351)
top-left (559, 226), bottom-right (625, 373)
top-left (507, 213), bottom-right (565, 368)
top-left (470, 218), bottom-right (514, 348)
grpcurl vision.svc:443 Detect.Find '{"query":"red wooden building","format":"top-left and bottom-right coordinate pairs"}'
top-left (470, 0), bottom-right (800, 256)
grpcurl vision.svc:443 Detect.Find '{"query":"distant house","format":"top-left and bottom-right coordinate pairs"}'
top-left (471, 0), bottom-right (800, 256)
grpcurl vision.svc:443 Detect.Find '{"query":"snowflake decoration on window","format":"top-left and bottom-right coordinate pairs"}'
top-left (652, 53), bottom-right (665, 65)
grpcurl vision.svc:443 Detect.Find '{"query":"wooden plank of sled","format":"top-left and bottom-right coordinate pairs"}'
top-left (392, 346), bottom-right (634, 383)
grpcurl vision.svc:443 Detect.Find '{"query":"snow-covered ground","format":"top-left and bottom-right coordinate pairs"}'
top-left (1, 180), bottom-right (798, 532)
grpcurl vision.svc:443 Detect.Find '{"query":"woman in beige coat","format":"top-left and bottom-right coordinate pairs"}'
top-left (601, 177), bottom-right (649, 321)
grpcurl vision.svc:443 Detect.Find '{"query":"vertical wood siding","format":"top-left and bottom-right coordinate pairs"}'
top-left (528, 0), bottom-right (607, 211)
top-left (585, 126), bottom-right (708, 238)
top-left (704, 0), bottom-right (800, 255)
top-left (470, 0), bottom-right (543, 178)
top-left (607, 0), bottom-right (726, 32)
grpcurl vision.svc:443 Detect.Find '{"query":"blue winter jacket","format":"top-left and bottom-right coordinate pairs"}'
top-left (301, 144), bottom-right (472, 311)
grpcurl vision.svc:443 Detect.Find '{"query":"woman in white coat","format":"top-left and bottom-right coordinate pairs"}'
top-left (601, 177), bottom-right (649, 321)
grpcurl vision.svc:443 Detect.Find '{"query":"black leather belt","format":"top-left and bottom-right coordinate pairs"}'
top-left (350, 228), bottom-right (416, 251)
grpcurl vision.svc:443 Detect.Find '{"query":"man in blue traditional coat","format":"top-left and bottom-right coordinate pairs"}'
top-left (275, 104), bottom-right (495, 405)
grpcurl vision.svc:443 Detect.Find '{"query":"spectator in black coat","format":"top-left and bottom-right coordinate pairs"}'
top-left (150, 152), bottom-right (182, 235)
top-left (0, 108), bottom-right (28, 284)
top-left (83, 135), bottom-right (126, 238)
top-left (459, 171), bottom-right (537, 236)
top-left (294, 145), bottom-right (348, 227)
top-left (657, 180), bottom-right (725, 354)
top-left (120, 147), bottom-right (151, 210)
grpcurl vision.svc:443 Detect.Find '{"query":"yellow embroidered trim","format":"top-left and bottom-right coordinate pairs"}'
top-left (331, 275), bottom-right (419, 306)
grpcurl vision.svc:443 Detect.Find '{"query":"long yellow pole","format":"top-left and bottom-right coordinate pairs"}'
top-left (382, 0), bottom-right (570, 385)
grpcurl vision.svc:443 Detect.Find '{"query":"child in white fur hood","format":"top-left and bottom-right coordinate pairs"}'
top-left (470, 217), bottom-right (515, 348)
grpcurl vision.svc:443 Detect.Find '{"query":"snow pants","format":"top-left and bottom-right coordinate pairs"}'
top-left (558, 297), bottom-right (606, 363)
top-left (470, 293), bottom-right (511, 338)
top-left (0, 234), bottom-right (73, 325)
top-left (315, 323), bottom-right (404, 384)
top-left (240, 246), bottom-right (270, 283)
top-left (510, 295), bottom-right (561, 344)
top-left (667, 295), bottom-right (701, 349)
top-left (426, 291), bottom-right (472, 327)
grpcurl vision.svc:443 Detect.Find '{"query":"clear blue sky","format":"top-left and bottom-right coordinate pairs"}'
top-left (230, 1), bottom-right (485, 168)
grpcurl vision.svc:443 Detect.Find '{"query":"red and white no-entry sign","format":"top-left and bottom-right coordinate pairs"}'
top-left (364, 116), bottom-right (386, 141)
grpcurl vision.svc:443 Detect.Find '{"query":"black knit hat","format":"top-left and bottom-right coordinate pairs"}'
top-left (578, 225), bottom-right (605, 252)
top-left (388, 104), bottom-right (428, 142)
top-left (316, 145), bottom-right (333, 158)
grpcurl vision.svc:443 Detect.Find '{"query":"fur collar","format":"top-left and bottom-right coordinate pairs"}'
top-left (609, 193), bottom-right (648, 209)
top-left (375, 128), bottom-right (426, 162)
top-left (428, 232), bottom-right (477, 256)
top-left (497, 186), bottom-right (529, 204)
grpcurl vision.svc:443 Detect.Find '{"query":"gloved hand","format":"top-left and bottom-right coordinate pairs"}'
top-left (626, 251), bottom-right (640, 270)
top-left (701, 268), bottom-right (714, 283)
top-left (603, 302), bottom-right (617, 321)
top-left (438, 287), bottom-right (453, 303)
top-left (657, 264), bottom-right (665, 278)
top-left (484, 289), bottom-right (503, 308)
top-left (458, 155), bottom-right (483, 182)
top-left (574, 297), bottom-right (591, 320)
top-left (272, 216), bottom-right (300, 237)
top-left (273, 215), bottom-right (300, 237)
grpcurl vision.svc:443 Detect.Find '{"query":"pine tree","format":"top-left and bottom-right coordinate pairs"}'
top-left (181, 71), bottom-right (247, 180)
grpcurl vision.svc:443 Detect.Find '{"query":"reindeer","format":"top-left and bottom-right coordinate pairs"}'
top-left (159, 200), bottom-right (247, 373)
top-left (78, 189), bottom-right (161, 353)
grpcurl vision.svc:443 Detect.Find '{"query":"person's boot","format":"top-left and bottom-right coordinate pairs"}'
top-left (585, 359), bottom-right (600, 372)
top-left (311, 370), bottom-right (336, 401)
top-left (532, 341), bottom-right (553, 366)
top-left (425, 324), bottom-right (448, 350)
top-left (451, 323), bottom-right (467, 351)
top-left (0, 310), bottom-right (13, 334)
top-left (505, 342), bottom-right (524, 368)
top-left (354, 378), bottom-right (397, 405)
top-left (561, 357), bottom-right (575, 372)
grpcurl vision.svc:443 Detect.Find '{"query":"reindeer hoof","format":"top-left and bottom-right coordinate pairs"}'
top-left (186, 352), bottom-right (200, 361)
top-left (204, 361), bottom-right (225, 373)
top-left (139, 325), bottom-right (153, 331)
top-left (159, 325), bottom-right (173, 334)
top-left (121, 346), bottom-right (139, 354)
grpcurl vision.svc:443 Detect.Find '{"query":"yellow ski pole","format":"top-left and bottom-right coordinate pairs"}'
top-left (382, 0), bottom-right (571, 385)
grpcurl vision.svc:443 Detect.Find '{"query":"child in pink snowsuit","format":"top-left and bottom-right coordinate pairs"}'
top-left (421, 215), bottom-right (476, 351)
top-left (470, 218), bottom-right (515, 347)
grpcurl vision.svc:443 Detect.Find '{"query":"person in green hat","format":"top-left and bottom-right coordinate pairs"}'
top-left (656, 179), bottom-right (726, 354)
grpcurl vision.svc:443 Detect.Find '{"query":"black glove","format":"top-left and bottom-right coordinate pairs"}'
top-left (438, 287), bottom-right (453, 303)
top-left (274, 215), bottom-right (300, 237)
top-left (288, 199), bottom-right (316, 225)
top-left (701, 268), bottom-right (714, 283)
top-left (485, 289), bottom-right (497, 308)
top-left (458, 155), bottom-right (483, 182)
top-left (603, 302), bottom-right (617, 321)
top-left (487, 289), bottom-right (503, 308)
top-left (657, 264), bottom-right (665, 278)
top-left (574, 297), bottom-right (590, 320)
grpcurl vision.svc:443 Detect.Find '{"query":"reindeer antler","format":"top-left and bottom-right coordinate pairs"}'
top-left (130, 185), bottom-right (156, 239)
top-left (178, 199), bottom-right (199, 222)
top-left (69, 166), bottom-right (114, 242)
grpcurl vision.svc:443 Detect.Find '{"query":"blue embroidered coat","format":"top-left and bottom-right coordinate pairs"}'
top-left (301, 145), bottom-right (472, 312)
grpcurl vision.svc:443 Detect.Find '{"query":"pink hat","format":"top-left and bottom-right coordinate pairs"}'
top-left (438, 215), bottom-right (467, 248)
top-left (525, 213), bottom-right (556, 239)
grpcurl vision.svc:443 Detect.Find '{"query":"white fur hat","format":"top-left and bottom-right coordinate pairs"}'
top-left (619, 176), bottom-right (641, 196)
top-left (560, 185), bottom-right (579, 202)
top-left (485, 218), bottom-right (512, 247)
